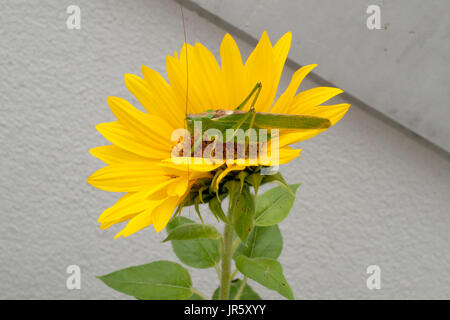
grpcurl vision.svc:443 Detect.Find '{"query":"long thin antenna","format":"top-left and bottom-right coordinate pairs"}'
top-left (181, 6), bottom-right (189, 119)
top-left (180, 5), bottom-right (190, 218)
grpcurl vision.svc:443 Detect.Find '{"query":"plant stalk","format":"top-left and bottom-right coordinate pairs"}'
top-left (219, 221), bottom-right (234, 300)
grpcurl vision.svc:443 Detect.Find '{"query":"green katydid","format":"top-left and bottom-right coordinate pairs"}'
top-left (184, 82), bottom-right (331, 155)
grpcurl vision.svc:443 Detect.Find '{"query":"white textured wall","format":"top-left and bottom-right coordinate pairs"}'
top-left (0, 0), bottom-right (449, 299)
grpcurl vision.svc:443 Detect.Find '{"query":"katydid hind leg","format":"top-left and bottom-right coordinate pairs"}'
top-left (235, 82), bottom-right (262, 111)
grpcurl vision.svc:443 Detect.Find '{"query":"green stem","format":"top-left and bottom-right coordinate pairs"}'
top-left (219, 221), bottom-right (234, 300)
top-left (233, 276), bottom-right (248, 300)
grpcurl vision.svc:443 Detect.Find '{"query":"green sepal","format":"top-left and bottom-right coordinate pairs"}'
top-left (208, 196), bottom-right (229, 224)
top-left (194, 196), bottom-right (205, 224)
top-left (210, 168), bottom-right (224, 195)
top-left (246, 173), bottom-right (264, 197)
top-left (237, 171), bottom-right (249, 192)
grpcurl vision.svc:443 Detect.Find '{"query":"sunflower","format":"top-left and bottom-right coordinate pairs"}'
top-left (87, 31), bottom-right (349, 238)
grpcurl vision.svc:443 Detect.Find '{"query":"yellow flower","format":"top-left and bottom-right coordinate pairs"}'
top-left (88, 31), bottom-right (349, 238)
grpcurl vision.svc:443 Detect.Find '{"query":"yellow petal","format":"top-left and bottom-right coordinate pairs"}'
top-left (289, 87), bottom-right (343, 113)
top-left (89, 145), bottom-right (149, 164)
top-left (268, 31), bottom-right (292, 111)
top-left (98, 180), bottom-right (175, 224)
top-left (166, 177), bottom-right (189, 197)
top-left (278, 146), bottom-right (302, 164)
top-left (96, 121), bottom-right (169, 159)
top-left (299, 103), bottom-right (350, 125)
top-left (99, 192), bottom-right (140, 223)
top-left (257, 139), bottom-right (301, 165)
top-left (87, 162), bottom-right (171, 192)
top-left (159, 157), bottom-right (224, 173)
top-left (273, 32), bottom-right (292, 69)
top-left (193, 42), bottom-right (226, 109)
top-left (270, 64), bottom-right (317, 114)
top-left (277, 103), bottom-right (350, 146)
top-left (125, 72), bottom-right (183, 129)
top-left (166, 44), bottom-right (208, 114)
top-left (244, 31), bottom-right (276, 112)
top-left (107, 96), bottom-right (174, 150)
top-left (151, 196), bottom-right (180, 232)
top-left (114, 199), bottom-right (166, 238)
top-left (220, 33), bottom-right (247, 109)
top-left (101, 212), bottom-right (140, 230)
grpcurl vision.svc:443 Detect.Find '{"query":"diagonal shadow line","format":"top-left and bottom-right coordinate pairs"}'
top-left (174, 0), bottom-right (450, 160)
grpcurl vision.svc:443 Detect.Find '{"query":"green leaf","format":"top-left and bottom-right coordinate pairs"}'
top-left (255, 184), bottom-right (301, 226)
top-left (231, 185), bottom-right (255, 245)
top-left (235, 256), bottom-right (294, 300)
top-left (163, 223), bottom-right (221, 242)
top-left (212, 279), bottom-right (262, 300)
top-left (233, 225), bottom-right (283, 260)
top-left (208, 197), bottom-right (229, 224)
top-left (98, 261), bottom-right (192, 300)
top-left (166, 217), bottom-right (220, 269)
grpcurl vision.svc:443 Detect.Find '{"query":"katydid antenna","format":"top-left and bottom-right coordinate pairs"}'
top-left (180, 5), bottom-right (190, 219)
